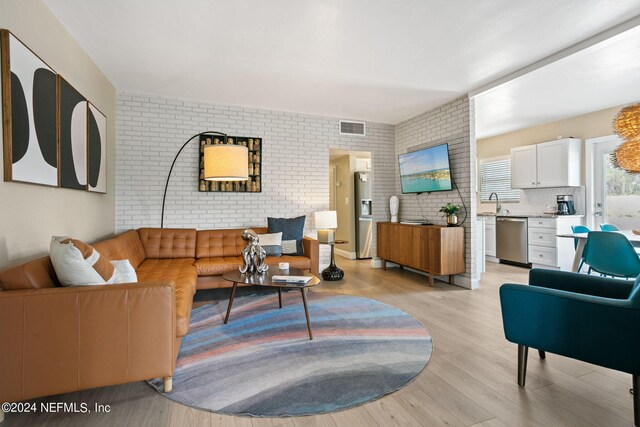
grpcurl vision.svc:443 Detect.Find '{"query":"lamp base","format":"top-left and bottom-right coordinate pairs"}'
top-left (322, 265), bottom-right (344, 281)
top-left (317, 229), bottom-right (335, 244)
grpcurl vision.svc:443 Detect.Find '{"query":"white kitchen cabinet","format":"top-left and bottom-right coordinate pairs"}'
top-left (511, 145), bottom-right (538, 189)
top-left (485, 219), bottom-right (496, 257)
top-left (511, 138), bottom-right (582, 189)
top-left (528, 216), bottom-right (581, 271)
top-left (483, 216), bottom-right (498, 261)
top-left (537, 139), bottom-right (581, 187)
top-left (477, 218), bottom-right (486, 275)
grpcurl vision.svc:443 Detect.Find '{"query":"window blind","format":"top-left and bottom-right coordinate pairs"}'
top-left (480, 158), bottom-right (519, 202)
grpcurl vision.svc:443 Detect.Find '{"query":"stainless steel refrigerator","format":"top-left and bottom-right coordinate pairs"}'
top-left (354, 172), bottom-right (372, 259)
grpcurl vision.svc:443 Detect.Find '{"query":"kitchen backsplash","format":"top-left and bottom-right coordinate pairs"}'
top-left (479, 186), bottom-right (585, 215)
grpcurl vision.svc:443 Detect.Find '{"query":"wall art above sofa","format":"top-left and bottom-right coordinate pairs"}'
top-left (1, 29), bottom-right (107, 193)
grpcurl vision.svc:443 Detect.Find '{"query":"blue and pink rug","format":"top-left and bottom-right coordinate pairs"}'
top-left (149, 291), bottom-right (433, 417)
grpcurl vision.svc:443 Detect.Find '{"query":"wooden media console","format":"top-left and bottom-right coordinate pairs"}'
top-left (377, 222), bottom-right (465, 286)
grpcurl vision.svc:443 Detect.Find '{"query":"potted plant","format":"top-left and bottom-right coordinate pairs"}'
top-left (439, 203), bottom-right (461, 226)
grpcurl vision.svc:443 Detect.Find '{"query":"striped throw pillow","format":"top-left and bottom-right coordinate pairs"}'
top-left (50, 236), bottom-right (118, 286)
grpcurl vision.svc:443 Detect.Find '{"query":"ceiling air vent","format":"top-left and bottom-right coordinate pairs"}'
top-left (339, 120), bottom-right (366, 136)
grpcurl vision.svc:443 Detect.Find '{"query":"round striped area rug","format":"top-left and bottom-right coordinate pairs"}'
top-left (149, 291), bottom-right (433, 417)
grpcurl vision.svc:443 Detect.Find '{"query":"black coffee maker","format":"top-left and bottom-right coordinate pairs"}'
top-left (556, 195), bottom-right (576, 215)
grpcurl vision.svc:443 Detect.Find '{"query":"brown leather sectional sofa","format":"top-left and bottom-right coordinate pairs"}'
top-left (0, 227), bottom-right (319, 407)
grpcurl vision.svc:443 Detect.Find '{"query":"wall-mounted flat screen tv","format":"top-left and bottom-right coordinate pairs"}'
top-left (399, 143), bottom-right (453, 194)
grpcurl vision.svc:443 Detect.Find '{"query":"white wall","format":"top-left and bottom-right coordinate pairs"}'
top-left (0, 0), bottom-right (116, 269)
top-left (116, 92), bottom-right (396, 267)
top-left (395, 97), bottom-right (478, 288)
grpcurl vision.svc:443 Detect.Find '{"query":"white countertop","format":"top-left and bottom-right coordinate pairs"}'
top-left (477, 212), bottom-right (584, 218)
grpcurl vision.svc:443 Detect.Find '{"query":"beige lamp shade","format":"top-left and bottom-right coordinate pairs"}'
top-left (315, 210), bottom-right (337, 244)
top-left (314, 210), bottom-right (338, 229)
top-left (203, 144), bottom-right (249, 181)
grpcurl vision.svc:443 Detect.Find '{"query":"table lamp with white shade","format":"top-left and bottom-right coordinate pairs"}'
top-left (314, 210), bottom-right (338, 243)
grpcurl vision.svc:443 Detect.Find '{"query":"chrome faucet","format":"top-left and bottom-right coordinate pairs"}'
top-left (489, 192), bottom-right (501, 213)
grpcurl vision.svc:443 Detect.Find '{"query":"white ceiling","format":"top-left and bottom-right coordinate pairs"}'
top-left (45, 0), bottom-right (640, 125)
top-left (474, 23), bottom-right (640, 139)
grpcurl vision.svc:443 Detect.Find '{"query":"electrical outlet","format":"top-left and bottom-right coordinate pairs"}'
top-left (344, 197), bottom-right (349, 205)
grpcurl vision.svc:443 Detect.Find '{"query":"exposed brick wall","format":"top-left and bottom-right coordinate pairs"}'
top-left (115, 93), bottom-right (396, 268)
top-left (394, 96), bottom-right (478, 288)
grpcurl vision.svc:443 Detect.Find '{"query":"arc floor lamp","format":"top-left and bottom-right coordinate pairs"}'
top-left (160, 131), bottom-right (249, 228)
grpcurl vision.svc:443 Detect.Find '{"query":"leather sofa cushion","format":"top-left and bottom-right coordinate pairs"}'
top-left (138, 228), bottom-right (197, 259)
top-left (195, 255), bottom-right (310, 276)
top-left (136, 258), bottom-right (197, 337)
top-left (93, 230), bottom-right (146, 269)
top-left (195, 256), bottom-right (243, 276)
top-left (196, 228), bottom-right (267, 259)
top-left (0, 256), bottom-right (60, 290)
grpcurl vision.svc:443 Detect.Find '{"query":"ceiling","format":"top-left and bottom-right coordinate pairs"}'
top-left (474, 23), bottom-right (640, 139)
top-left (45, 0), bottom-right (640, 125)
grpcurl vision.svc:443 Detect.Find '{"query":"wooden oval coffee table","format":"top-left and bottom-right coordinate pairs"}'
top-left (222, 268), bottom-right (320, 340)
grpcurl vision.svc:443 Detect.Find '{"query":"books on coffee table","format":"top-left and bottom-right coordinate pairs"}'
top-left (272, 275), bottom-right (313, 285)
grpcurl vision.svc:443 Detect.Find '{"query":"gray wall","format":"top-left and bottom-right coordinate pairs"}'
top-left (395, 96), bottom-right (478, 288)
top-left (116, 93), bottom-right (396, 268)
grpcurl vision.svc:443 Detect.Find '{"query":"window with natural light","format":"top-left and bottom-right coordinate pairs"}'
top-left (480, 158), bottom-right (520, 202)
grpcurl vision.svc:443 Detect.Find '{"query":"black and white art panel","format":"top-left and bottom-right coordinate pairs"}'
top-left (88, 103), bottom-right (106, 193)
top-left (58, 77), bottom-right (87, 190)
top-left (2, 31), bottom-right (57, 186)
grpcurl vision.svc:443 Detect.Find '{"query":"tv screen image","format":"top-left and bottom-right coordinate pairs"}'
top-left (399, 143), bottom-right (453, 194)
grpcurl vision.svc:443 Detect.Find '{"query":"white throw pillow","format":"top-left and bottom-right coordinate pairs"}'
top-left (50, 236), bottom-right (118, 286)
top-left (110, 259), bottom-right (138, 283)
top-left (257, 232), bottom-right (283, 257)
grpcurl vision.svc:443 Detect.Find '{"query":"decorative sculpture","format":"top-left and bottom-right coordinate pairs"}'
top-left (390, 196), bottom-right (399, 223)
top-left (239, 229), bottom-right (269, 274)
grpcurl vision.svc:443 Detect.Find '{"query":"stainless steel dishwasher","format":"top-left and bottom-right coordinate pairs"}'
top-left (496, 216), bottom-right (530, 266)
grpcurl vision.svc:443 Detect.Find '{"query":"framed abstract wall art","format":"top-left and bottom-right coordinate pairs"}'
top-left (1, 29), bottom-right (58, 186)
top-left (2, 29), bottom-right (108, 193)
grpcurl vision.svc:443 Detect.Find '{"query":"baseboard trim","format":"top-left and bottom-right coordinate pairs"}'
top-left (335, 249), bottom-right (356, 260)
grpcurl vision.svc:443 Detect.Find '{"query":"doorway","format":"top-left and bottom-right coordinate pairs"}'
top-left (587, 135), bottom-right (640, 229)
top-left (328, 149), bottom-right (372, 260)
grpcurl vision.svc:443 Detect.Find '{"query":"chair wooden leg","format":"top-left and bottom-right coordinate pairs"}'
top-left (163, 376), bottom-right (173, 393)
top-left (538, 349), bottom-right (546, 359)
top-left (517, 345), bottom-right (528, 387)
top-left (633, 374), bottom-right (639, 427)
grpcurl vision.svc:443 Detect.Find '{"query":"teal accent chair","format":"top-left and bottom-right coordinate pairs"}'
top-left (600, 223), bottom-right (621, 231)
top-left (583, 231), bottom-right (640, 279)
top-left (500, 269), bottom-right (640, 426)
top-left (571, 225), bottom-right (590, 273)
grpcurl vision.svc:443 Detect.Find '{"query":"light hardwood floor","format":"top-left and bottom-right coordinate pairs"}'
top-left (4, 260), bottom-right (635, 426)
